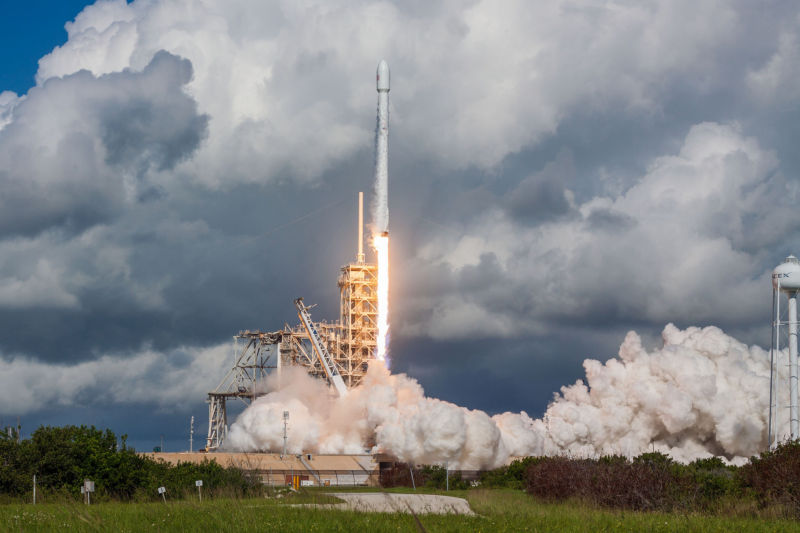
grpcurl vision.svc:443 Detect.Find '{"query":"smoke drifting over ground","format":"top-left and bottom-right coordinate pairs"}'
top-left (227, 323), bottom-right (772, 467)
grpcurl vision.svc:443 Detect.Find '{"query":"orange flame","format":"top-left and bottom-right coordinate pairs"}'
top-left (373, 233), bottom-right (389, 364)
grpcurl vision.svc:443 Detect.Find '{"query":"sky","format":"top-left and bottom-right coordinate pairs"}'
top-left (1, 0), bottom-right (799, 453)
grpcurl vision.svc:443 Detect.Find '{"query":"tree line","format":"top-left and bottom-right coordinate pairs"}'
top-left (0, 425), bottom-right (257, 502)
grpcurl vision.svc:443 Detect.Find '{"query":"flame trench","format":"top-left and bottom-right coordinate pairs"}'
top-left (373, 233), bottom-right (389, 365)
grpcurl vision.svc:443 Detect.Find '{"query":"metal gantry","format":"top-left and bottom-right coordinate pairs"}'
top-left (294, 298), bottom-right (348, 397)
top-left (206, 331), bottom-right (281, 450)
top-left (205, 193), bottom-right (380, 451)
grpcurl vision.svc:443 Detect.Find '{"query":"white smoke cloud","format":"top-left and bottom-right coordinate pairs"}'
top-left (539, 323), bottom-right (773, 464)
top-left (227, 363), bottom-right (512, 469)
top-left (227, 323), bottom-right (775, 466)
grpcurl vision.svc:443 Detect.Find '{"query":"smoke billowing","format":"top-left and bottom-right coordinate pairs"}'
top-left (227, 323), bottom-right (773, 467)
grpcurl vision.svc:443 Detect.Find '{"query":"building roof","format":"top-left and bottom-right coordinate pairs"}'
top-left (142, 452), bottom-right (377, 472)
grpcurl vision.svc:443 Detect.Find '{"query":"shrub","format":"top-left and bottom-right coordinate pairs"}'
top-left (524, 452), bottom-right (731, 512)
top-left (739, 439), bottom-right (800, 512)
top-left (480, 457), bottom-right (543, 489)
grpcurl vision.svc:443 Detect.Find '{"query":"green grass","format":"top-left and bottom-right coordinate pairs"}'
top-left (0, 488), bottom-right (798, 532)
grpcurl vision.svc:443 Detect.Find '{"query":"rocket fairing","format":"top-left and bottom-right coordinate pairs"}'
top-left (377, 60), bottom-right (390, 92)
top-left (373, 60), bottom-right (390, 234)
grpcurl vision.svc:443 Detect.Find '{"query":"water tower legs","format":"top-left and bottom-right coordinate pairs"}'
top-left (790, 291), bottom-right (799, 439)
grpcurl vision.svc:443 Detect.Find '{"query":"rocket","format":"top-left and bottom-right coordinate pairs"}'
top-left (373, 60), bottom-right (390, 234)
top-left (377, 59), bottom-right (390, 92)
top-left (373, 61), bottom-right (391, 365)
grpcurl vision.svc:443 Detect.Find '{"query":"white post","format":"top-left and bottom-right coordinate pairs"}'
top-left (357, 192), bottom-right (365, 264)
top-left (33, 474), bottom-right (36, 505)
top-left (790, 291), bottom-right (799, 439)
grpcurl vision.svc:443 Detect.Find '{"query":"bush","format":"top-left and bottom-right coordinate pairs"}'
top-left (524, 452), bottom-right (741, 512)
top-left (480, 457), bottom-right (542, 489)
top-left (739, 439), bottom-right (800, 512)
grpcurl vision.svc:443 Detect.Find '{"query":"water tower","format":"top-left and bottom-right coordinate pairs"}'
top-left (769, 255), bottom-right (800, 448)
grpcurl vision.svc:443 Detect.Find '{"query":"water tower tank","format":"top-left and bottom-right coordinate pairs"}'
top-left (773, 255), bottom-right (800, 291)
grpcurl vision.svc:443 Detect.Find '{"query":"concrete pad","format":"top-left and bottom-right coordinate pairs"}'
top-left (325, 492), bottom-right (475, 515)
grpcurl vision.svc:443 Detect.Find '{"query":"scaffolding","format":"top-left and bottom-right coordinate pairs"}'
top-left (206, 192), bottom-right (378, 451)
top-left (338, 262), bottom-right (378, 387)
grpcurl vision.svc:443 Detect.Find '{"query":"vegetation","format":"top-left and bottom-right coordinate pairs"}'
top-left (479, 457), bottom-right (542, 489)
top-left (474, 441), bottom-right (800, 517)
top-left (0, 425), bottom-right (257, 503)
top-left (4, 424), bottom-right (800, 529)
top-left (0, 489), bottom-right (797, 532)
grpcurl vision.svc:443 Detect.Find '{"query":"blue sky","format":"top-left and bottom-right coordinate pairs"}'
top-left (0, 1), bottom-right (94, 94)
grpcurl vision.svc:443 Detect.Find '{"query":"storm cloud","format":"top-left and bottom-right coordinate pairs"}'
top-left (0, 0), bottom-right (799, 451)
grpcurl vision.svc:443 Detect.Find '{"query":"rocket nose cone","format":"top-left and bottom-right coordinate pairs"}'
top-left (377, 60), bottom-right (390, 92)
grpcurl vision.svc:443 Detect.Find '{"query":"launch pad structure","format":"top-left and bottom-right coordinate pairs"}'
top-left (206, 192), bottom-right (379, 451)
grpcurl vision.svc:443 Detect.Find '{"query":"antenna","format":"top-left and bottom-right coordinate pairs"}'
top-left (357, 192), bottom-right (365, 264)
top-left (190, 416), bottom-right (194, 453)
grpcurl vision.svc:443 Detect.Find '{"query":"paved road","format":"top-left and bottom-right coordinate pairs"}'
top-left (324, 492), bottom-right (475, 515)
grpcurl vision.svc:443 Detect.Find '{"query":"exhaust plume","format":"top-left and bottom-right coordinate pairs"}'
top-left (226, 324), bottom-right (773, 466)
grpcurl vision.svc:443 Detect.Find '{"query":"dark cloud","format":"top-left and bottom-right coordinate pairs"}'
top-left (505, 150), bottom-right (577, 224)
top-left (584, 208), bottom-right (636, 232)
top-left (0, 51), bottom-right (207, 238)
top-left (100, 53), bottom-right (208, 173)
top-left (2, 0), bottom-right (800, 451)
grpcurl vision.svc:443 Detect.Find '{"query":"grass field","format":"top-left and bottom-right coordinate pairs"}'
top-left (0, 488), bottom-right (798, 532)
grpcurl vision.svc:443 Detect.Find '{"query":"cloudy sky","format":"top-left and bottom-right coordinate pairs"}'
top-left (1, 0), bottom-right (799, 452)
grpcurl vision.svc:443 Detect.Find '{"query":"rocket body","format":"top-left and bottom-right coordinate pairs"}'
top-left (373, 60), bottom-right (390, 233)
top-left (372, 60), bottom-right (390, 365)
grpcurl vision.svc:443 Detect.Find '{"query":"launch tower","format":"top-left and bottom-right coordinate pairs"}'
top-left (206, 61), bottom-right (390, 451)
top-left (205, 193), bottom-right (379, 450)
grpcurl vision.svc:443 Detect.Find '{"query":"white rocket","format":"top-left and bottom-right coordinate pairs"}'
top-left (373, 60), bottom-right (390, 234)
